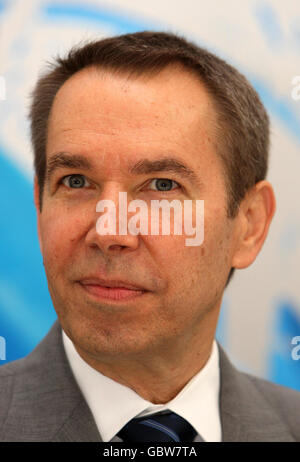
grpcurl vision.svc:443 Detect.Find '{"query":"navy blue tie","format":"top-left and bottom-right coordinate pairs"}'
top-left (117, 411), bottom-right (197, 442)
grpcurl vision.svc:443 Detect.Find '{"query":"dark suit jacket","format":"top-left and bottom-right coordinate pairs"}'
top-left (1, 321), bottom-right (300, 442)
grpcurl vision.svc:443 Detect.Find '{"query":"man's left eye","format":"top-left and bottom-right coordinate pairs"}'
top-left (148, 178), bottom-right (179, 191)
top-left (62, 174), bottom-right (90, 188)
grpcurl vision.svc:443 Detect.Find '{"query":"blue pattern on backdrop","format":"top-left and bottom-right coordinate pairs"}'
top-left (0, 0), bottom-right (6, 13)
top-left (250, 77), bottom-right (300, 145)
top-left (0, 0), bottom-right (299, 394)
top-left (0, 148), bottom-right (56, 365)
top-left (254, 2), bottom-right (283, 49)
top-left (43, 2), bottom-right (154, 33)
top-left (268, 300), bottom-right (300, 391)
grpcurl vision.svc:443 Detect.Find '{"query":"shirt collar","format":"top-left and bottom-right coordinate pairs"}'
top-left (62, 331), bottom-right (221, 442)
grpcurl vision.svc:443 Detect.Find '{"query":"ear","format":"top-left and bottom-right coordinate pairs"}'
top-left (34, 177), bottom-right (43, 254)
top-left (232, 180), bottom-right (276, 269)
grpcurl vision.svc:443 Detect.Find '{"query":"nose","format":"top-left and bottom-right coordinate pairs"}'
top-left (85, 189), bottom-right (140, 254)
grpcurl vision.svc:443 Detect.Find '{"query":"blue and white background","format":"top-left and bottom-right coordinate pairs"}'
top-left (0, 0), bottom-right (300, 390)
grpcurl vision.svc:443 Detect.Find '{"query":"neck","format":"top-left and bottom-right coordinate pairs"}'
top-left (74, 315), bottom-right (218, 404)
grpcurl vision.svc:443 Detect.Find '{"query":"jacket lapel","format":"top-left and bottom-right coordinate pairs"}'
top-left (52, 397), bottom-right (102, 442)
top-left (45, 322), bottom-right (103, 442)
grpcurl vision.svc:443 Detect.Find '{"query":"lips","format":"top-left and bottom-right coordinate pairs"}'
top-left (77, 277), bottom-right (149, 301)
top-left (79, 277), bottom-right (147, 291)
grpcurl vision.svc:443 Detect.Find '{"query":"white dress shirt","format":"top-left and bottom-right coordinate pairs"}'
top-left (62, 331), bottom-right (222, 442)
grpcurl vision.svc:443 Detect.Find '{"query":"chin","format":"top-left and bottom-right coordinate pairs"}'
top-left (63, 315), bottom-right (154, 359)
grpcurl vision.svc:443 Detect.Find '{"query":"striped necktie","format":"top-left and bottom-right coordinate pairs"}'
top-left (117, 411), bottom-right (198, 442)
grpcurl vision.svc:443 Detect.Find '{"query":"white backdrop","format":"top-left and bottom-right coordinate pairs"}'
top-left (0, 0), bottom-right (300, 389)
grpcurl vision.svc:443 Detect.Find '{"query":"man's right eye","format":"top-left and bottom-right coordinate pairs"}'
top-left (61, 174), bottom-right (91, 189)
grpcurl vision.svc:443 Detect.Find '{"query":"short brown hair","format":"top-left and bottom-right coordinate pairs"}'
top-left (29, 31), bottom-right (269, 219)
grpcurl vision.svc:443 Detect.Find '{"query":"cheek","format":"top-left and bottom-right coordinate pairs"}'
top-left (202, 209), bottom-right (235, 280)
top-left (146, 233), bottom-right (205, 289)
top-left (149, 207), bottom-right (233, 290)
top-left (39, 207), bottom-right (90, 268)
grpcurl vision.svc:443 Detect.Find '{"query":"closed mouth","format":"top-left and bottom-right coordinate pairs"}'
top-left (77, 278), bottom-right (149, 301)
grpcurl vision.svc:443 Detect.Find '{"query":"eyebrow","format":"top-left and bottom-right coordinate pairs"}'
top-left (129, 158), bottom-right (200, 186)
top-left (46, 153), bottom-right (93, 181)
top-left (46, 152), bottom-right (201, 187)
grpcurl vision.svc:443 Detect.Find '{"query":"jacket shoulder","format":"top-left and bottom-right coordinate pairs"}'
top-left (234, 369), bottom-right (300, 441)
top-left (0, 363), bottom-right (16, 431)
top-left (218, 344), bottom-right (300, 441)
top-left (245, 371), bottom-right (300, 420)
top-left (0, 322), bottom-right (81, 441)
top-left (0, 355), bottom-right (31, 377)
top-left (0, 335), bottom-right (55, 433)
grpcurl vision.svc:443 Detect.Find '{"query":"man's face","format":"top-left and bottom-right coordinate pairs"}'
top-left (37, 66), bottom-right (242, 361)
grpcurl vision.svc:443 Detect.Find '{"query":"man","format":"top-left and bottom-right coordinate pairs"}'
top-left (0, 31), bottom-right (299, 443)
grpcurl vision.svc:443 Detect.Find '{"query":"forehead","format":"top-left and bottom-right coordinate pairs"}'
top-left (46, 65), bottom-right (221, 177)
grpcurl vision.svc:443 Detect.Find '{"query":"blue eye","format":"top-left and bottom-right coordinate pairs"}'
top-left (148, 178), bottom-right (179, 191)
top-left (62, 174), bottom-right (90, 189)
